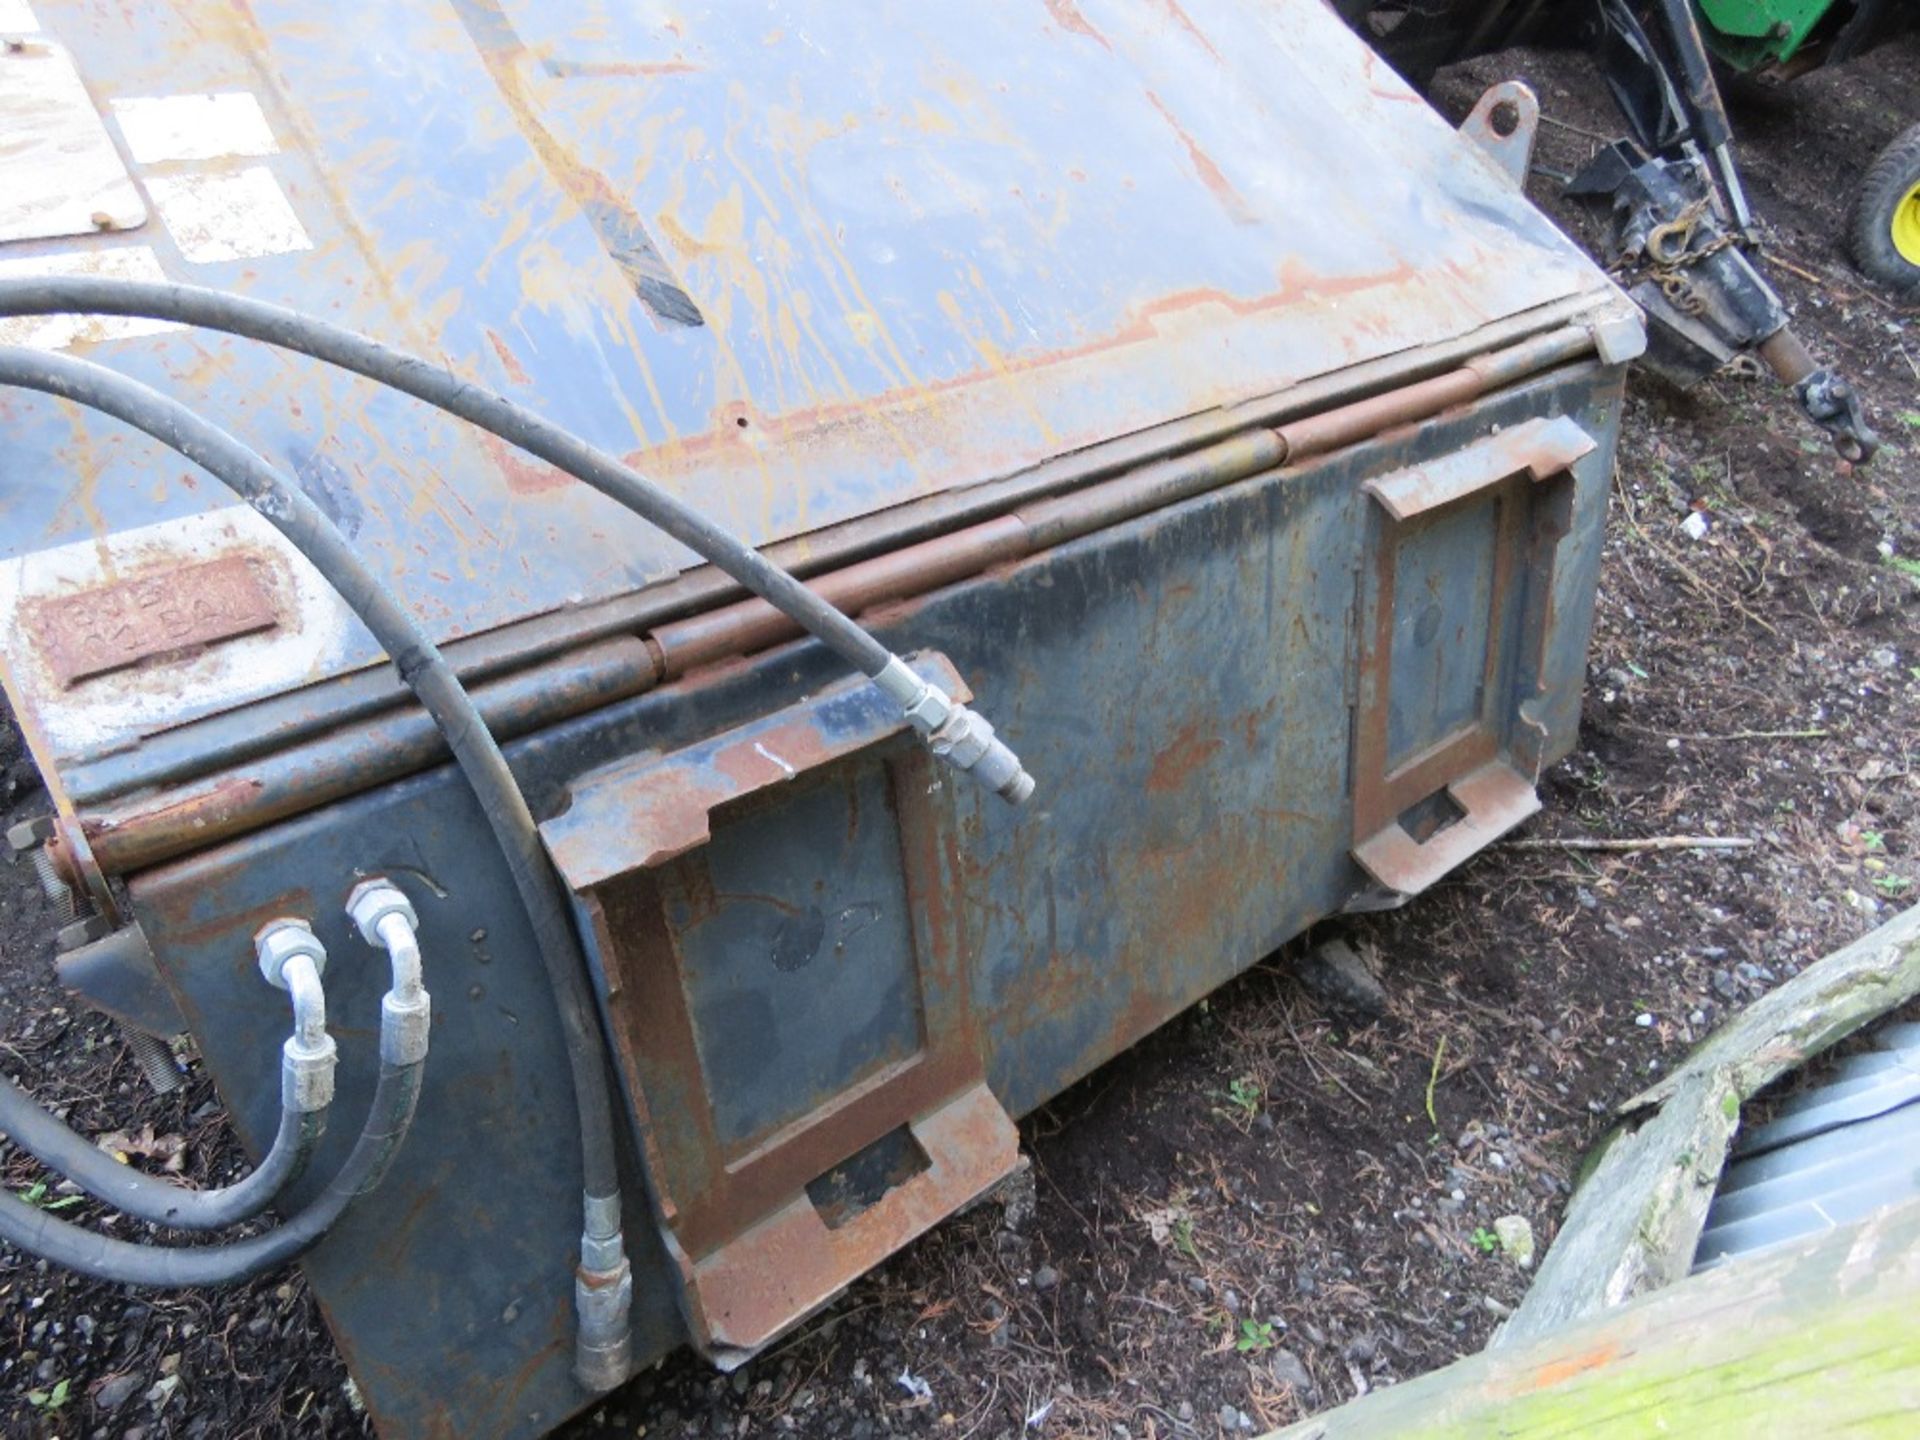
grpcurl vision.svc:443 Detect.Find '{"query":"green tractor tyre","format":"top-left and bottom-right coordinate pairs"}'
top-left (1847, 122), bottom-right (1920, 292)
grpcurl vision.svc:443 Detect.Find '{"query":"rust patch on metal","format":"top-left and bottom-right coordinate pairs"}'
top-left (26, 554), bottom-right (278, 687)
top-left (477, 430), bottom-right (572, 497)
top-left (1145, 721), bottom-right (1223, 794)
top-left (484, 328), bottom-right (533, 386)
top-left (1144, 91), bottom-right (1255, 224)
top-left (1043, 0), bottom-right (1111, 49)
top-left (1148, 0), bottom-right (1223, 60)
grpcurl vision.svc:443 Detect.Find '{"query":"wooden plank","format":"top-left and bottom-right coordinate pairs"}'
top-left (1623, 903), bottom-right (1920, 1115)
top-left (1496, 902), bottom-right (1920, 1346)
top-left (1262, 1195), bottom-right (1920, 1438)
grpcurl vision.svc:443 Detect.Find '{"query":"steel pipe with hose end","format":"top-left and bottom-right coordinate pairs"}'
top-left (0, 914), bottom-right (426, 1284)
top-left (0, 1060), bottom-right (421, 1287)
top-left (0, 356), bottom-right (529, 1316)
top-left (0, 276), bottom-right (1033, 804)
top-left (0, 923), bottom-right (335, 1232)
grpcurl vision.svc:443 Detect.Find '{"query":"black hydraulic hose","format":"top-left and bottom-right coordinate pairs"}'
top-left (0, 1073), bottom-right (322, 1232)
top-left (0, 345), bottom-right (599, 1252)
top-left (0, 277), bottom-right (895, 678)
top-left (0, 1062), bottom-right (419, 1287)
top-left (0, 278), bottom-right (1036, 816)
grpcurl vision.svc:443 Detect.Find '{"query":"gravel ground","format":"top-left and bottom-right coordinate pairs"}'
top-left (3, 30), bottom-right (1918, 1440)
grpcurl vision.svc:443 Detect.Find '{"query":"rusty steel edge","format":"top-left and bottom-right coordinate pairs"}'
top-left (66, 322), bottom-right (1607, 879)
top-left (57, 289), bottom-right (1622, 810)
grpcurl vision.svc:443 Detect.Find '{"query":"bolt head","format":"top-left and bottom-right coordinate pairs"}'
top-left (255, 919), bottom-right (326, 989)
top-left (7, 815), bottom-right (54, 853)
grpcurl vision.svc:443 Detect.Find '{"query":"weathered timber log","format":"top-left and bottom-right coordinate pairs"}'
top-left (1262, 1194), bottom-right (1920, 1438)
top-left (1495, 902), bottom-right (1920, 1347)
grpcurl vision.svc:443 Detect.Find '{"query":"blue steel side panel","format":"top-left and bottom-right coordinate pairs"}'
top-left (672, 761), bottom-right (925, 1151)
top-left (1387, 499), bottom-right (1500, 767)
top-left (127, 364), bottom-right (1623, 1440)
top-left (0, 0), bottom-right (1609, 760)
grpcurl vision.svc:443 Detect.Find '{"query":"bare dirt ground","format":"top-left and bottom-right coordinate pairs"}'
top-left (4, 32), bottom-right (1918, 1440)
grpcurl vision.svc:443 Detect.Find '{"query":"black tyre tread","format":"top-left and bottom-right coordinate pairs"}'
top-left (1847, 122), bottom-right (1920, 292)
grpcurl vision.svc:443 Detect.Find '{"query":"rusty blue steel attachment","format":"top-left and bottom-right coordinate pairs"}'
top-left (0, 0), bottom-right (1636, 1435)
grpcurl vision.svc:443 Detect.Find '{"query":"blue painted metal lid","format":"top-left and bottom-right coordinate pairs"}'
top-left (0, 0), bottom-right (1607, 759)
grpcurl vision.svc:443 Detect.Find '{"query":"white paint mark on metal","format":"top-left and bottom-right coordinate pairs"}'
top-left (0, 507), bottom-right (356, 758)
top-left (753, 742), bottom-right (797, 778)
top-left (0, 41), bottom-right (147, 242)
top-left (0, 247), bottom-right (180, 349)
top-left (0, 1), bottom-right (38, 32)
top-left (145, 166), bottom-right (311, 264)
top-left (146, 166), bottom-right (312, 263)
top-left (112, 93), bottom-right (280, 165)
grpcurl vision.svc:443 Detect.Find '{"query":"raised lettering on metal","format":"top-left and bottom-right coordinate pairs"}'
top-left (28, 555), bottom-right (278, 686)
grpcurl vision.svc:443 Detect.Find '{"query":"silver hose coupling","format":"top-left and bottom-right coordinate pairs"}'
top-left (574, 1191), bottom-right (633, 1392)
top-left (871, 657), bottom-right (1035, 804)
top-left (346, 880), bottom-right (431, 1067)
top-left (256, 920), bottom-right (338, 1114)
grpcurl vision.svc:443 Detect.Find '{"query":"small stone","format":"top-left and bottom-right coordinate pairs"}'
top-left (1032, 1265), bottom-right (1059, 1292)
top-left (1689, 1010), bottom-right (1707, 1027)
top-left (1294, 1270), bottom-right (1317, 1296)
top-left (95, 1372), bottom-right (142, 1412)
top-left (1711, 970), bottom-right (1740, 1001)
top-left (1219, 1404), bottom-right (1239, 1430)
top-left (1634, 1013), bottom-right (1654, 1028)
top-left (1493, 1215), bottom-right (1535, 1269)
top-left (145, 1374), bottom-right (180, 1412)
top-left (1187, 1274), bottom-right (1209, 1296)
top-left (1221, 1289), bottom-right (1241, 1315)
top-left (1177, 1400), bottom-right (1195, 1422)
top-left (1269, 1347), bottom-right (1313, 1395)
top-left (1681, 511), bottom-right (1710, 541)
top-left (1291, 937), bottom-right (1387, 1018)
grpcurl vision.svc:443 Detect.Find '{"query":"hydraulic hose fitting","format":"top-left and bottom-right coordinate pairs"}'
top-left (346, 880), bottom-right (431, 1066)
top-left (574, 1191), bottom-right (634, 1392)
top-left (871, 657), bottom-right (1035, 805)
top-left (255, 921), bottom-right (337, 1114)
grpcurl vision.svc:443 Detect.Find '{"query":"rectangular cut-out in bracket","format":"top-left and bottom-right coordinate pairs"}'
top-left (1351, 416), bottom-right (1595, 897)
top-left (542, 651), bottom-right (1017, 1359)
top-left (1353, 760), bottom-right (1541, 897)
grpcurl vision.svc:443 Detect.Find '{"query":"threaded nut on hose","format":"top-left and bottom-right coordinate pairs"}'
top-left (573, 1261), bottom-right (634, 1391)
top-left (870, 658), bottom-right (1035, 804)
